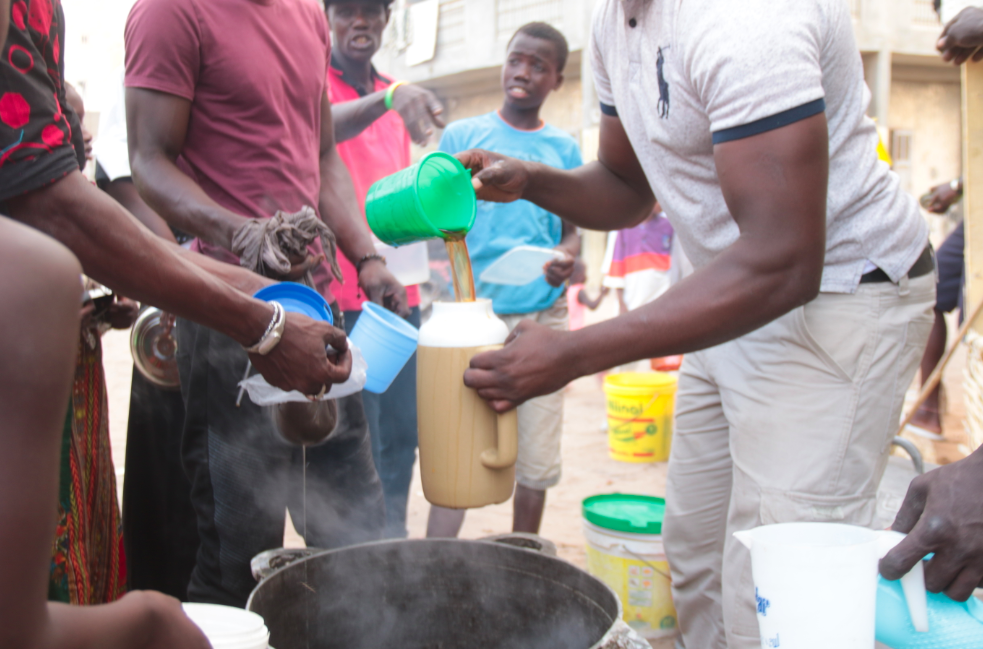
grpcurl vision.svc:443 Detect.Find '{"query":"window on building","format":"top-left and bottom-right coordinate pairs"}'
top-left (912, 0), bottom-right (939, 25)
top-left (436, 0), bottom-right (465, 52)
top-left (496, 0), bottom-right (563, 40)
top-left (891, 130), bottom-right (913, 167)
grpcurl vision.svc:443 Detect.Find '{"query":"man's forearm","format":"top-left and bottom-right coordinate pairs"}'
top-left (331, 91), bottom-right (389, 144)
top-left (521, 160), bottom-right (653, 231)
top-left (563, 236), bottom-right (820, 377)
top-left (7, 172), bottom-right (272, 346)
top-left (130, 152), bottom-right (249, 250)
top-left (318, 146), bottom-right (378, 263)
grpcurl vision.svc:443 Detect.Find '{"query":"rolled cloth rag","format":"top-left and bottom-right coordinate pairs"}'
top-left (231, 205), bottom-right (343, 286)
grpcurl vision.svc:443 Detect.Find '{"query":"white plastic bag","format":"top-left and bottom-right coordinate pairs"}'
top-left (593, 620), bottom-right (653, 649)
top-left (239, 342), bottom-right (368, 405)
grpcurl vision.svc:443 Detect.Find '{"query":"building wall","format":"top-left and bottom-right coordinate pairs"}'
top-left (889, 79), bottom-right (962, 198)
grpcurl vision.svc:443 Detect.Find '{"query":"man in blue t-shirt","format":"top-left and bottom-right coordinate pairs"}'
top-left (428, 22), bottom-right (582, 538)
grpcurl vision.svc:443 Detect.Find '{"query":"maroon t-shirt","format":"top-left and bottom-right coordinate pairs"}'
top-left (124, 0), bottom-right (336, 301)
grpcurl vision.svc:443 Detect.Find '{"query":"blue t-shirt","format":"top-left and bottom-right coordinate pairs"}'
top-left (439, 111), bottom-right (583, 315)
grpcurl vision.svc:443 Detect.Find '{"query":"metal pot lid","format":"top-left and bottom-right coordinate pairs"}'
top-left (130, 307), bottom-right (180, 389)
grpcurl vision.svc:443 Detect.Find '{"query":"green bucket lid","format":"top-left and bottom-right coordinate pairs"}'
top-left (582, 494), bottom-right (666, 535)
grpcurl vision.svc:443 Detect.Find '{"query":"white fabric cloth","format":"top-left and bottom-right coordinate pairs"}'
top-left (93, 68), bottom-right (132, 181)
top-left (590, 0), bottom-right (928, 293)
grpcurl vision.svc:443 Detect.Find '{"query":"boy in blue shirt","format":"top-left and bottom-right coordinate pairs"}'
top-left (428, 22), bottom-right (582, 537)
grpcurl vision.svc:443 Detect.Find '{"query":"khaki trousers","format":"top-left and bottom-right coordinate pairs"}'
top-left (663, 273), bottom-right (934, 649)
top-left (499, 296), bottom-right (569, 490)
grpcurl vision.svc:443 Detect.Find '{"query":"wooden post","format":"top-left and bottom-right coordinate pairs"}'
top-left (963, 61), bottom-right (983, 327)
top-left (961, 60), bottom-right (983, 452)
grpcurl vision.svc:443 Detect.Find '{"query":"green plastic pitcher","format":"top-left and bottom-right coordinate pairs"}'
top-left (366, 151), bottom-right (477, 246)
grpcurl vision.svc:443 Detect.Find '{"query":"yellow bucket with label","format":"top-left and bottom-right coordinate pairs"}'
top-left (583, 494), bottom-right (678, 640)
top-left (603, 372), bottom-right (677, 463)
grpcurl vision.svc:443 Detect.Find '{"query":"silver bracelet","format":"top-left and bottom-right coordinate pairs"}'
top-left (243, 301), bottom-right (286, 355)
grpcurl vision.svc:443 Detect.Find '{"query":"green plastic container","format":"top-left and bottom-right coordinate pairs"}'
top-left (365, 151), bottom-right (477, 246)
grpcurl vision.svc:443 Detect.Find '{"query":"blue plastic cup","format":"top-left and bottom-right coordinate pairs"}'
top-left (349, 302), bottom-right (419, 394)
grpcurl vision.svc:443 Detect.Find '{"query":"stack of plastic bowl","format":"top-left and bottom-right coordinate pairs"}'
top-left (182, 603), bottom-right (270, 649)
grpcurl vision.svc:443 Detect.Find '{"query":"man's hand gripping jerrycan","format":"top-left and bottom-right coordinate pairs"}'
top-left (733, 523), bottom-right (983, 649)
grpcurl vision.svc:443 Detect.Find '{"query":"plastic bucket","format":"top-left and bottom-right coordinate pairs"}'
top-left (603, 373), bottom-right (677, 463)
top-left (182, 603), bottom-right (270, 649)
top-left (582, 495), bottom-right (678, 640)
top-left (365, 151), bottom-right (477, 246)
top-left (349, 301), bottom-right (419, 394)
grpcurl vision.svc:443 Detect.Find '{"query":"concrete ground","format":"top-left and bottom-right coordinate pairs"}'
top-left (101, 296), bottom-right (974, 649)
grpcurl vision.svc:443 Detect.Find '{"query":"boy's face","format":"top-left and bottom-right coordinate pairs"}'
top-left (328, 2), bottom-right (390, 64)
top-left (501, 33), bottom-right (563, 111)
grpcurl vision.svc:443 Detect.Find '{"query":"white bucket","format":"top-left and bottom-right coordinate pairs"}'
top-left (583, 520), bottom-right (678, 640)
top-left (182, 603), bottom-right (270, 649)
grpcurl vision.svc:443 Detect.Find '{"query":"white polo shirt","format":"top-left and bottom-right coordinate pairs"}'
top-left (590, 0), bottom-right (928, 293)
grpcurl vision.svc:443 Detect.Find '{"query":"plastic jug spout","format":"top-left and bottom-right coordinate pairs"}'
top-left (733, 530), bottom-right (754, 550)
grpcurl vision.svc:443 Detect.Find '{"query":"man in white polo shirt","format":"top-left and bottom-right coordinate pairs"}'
top-left (456, 1), bottom-right (935, 647)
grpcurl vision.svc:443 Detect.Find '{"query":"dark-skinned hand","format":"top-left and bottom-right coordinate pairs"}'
top-left (359, 258), bottom-right (409, 316)
top-left (922, 181), bottom-right (962, 214)
top-left (105, 296), bottom-right (140, 330)
top-left (879, 446), bottom-right (983, 601)
top-left (390, 84), bottom-right (446, 147)
top-left (938, 6), bottom-right (983, 65)
top-left (456, 149), bottom-right (530, 203)
top-left (249, 311), bottom-right (353, 396)
top-left (543, 253), bottom-right (575, 287)
top-left (464, 319), bottom-right (575, 412)
top-left (275, 252), bottom-right (326, 282)
top-left (118, 591), bottom-right (212, 649)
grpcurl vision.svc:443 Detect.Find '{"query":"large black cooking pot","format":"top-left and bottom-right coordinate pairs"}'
top-left (246, 538), bottom-right (622, 649)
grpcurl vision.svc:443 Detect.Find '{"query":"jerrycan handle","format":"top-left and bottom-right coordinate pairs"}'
top-left (473, 345), bottom-right (519, 470)
top-left (877, 530), bottom-right (929, 633)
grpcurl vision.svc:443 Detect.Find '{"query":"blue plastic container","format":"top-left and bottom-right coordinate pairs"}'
top-left (254, 283), bottom-right (333, 325)
top-left (876, 576), bottom-right (983, 648)
top-left (349, 302), bottom-right (418, 394)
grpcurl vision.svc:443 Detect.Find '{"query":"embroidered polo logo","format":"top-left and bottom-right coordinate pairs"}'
top-left (657, 46), bottom-right (670, 119)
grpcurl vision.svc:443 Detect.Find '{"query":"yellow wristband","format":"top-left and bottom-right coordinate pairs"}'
top-left (385, 81), bottom-right (407, 111)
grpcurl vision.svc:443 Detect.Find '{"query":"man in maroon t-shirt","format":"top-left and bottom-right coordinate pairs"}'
top-left (125, 0), bottom-right (405, 606)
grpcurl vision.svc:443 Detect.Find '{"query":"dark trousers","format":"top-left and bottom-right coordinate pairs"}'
top-left (344, 306), bottom-right (420, 538)
top-left (122, 368), bottom-right (199, 601)
top-left (175, 318), bottom-right (385, 607)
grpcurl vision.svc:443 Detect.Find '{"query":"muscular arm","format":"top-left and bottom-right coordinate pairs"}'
top-left (460, 115), bottom-right (656, 231)
top-left (332, 83), bottom-right (444, 146)
top-left (126, 88), bottom-right (250, 250)
top-left (103, 176), bottom-right (274, 294)
top-left (465, 114), bottom-right (828, 410)
top-left (318, 91), bottom-right (408, 313)
top-left (7, 172), bottom-right (350, 394)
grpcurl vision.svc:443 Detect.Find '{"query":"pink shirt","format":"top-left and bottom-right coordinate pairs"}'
top-left (124, 0), bottom-right (337, 302)
top-left (327, 63), bottom-right (420, 311)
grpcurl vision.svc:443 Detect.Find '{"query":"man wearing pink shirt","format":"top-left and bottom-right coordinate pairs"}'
top-left (326, 0), bottom-right (445, 538)
top-left (124, 0), bottom-right (407, 606)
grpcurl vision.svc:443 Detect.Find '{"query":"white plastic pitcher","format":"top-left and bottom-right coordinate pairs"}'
top-left (733, 523), bottom-right (926, 649)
